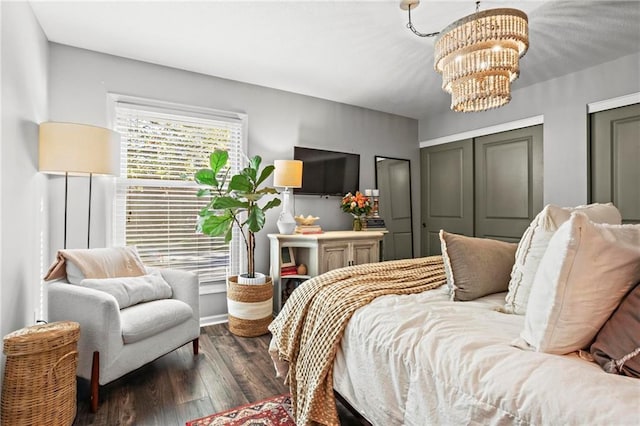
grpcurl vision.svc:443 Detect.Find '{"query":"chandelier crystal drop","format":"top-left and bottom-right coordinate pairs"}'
top-left (401, 1), bottom-right (529, 112)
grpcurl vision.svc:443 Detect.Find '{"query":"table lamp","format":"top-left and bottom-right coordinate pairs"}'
top-left (273, 160), bottom-right (303, 235)
top-left (39, 122), bottom-right (120, 248)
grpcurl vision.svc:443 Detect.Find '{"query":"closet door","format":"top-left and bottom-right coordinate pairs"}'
top-left (420, 139), bottom-right (474, 256)
top-left (474, 125), bottom-right (543, 242)
top-left (591, 104), bottom-right (640, 224)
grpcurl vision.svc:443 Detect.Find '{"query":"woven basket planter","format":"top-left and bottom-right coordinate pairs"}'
top-left (227, 275), bottom-right (273, 337)
top-left (2, 321), bottom-right (80, 426)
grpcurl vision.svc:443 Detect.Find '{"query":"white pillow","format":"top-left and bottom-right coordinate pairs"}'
top-left (516, 212), bottom-right (640, 354)
top-left (80, 273), bottom-right (173, 309)
top-left (504, 203), bottom-right (621, 314)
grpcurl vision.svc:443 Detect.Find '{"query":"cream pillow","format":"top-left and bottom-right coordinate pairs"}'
top-left (504, 203), bottom-right (621, 314)
top-left (440, 230), bottom-right (517, 301)
top-left (516, 212), bottom-right (640, 354)
top-left (80, 273), bottom-right (173, 309)
top-left (44, 246), bottom-right (147, 284)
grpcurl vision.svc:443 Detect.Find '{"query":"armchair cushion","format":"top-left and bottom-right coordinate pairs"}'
top-left (120, 299), bottom-right (193, 344)
top-left (80, 273), bottom-right (172, 309)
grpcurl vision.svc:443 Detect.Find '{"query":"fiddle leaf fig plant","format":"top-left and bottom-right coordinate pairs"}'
top-left (195, 149), bottom-right (281, 278)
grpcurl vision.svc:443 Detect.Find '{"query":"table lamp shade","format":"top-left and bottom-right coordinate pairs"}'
top-left (39, 122), bottom-right (120, 176)
top-left (273, 160), bottom-right (302, 188)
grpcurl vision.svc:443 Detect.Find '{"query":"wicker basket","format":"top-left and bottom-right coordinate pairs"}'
top-left (227, 276), bottom-right (273, 337)
top-left (2, 321), bottom-right (80, 426)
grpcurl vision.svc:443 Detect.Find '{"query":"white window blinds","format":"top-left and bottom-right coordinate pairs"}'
top-left (114, 101), bottom-right (244, 286)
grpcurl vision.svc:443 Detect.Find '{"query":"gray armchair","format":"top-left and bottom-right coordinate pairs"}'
top-left (48, 268), bottom-right (200, 412)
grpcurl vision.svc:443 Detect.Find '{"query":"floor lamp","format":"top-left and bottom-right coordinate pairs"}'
top-left (274, 160), bottom-right (303, 235)
top-left (39, 122), bottom-right (120, 249)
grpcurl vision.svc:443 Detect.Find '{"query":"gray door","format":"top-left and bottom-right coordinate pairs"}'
top-left (474, 125), bottom-right (543, 242)
top-left (376, 157), bottom-right (413, 260)
top-left (591, 104), bottom-right (640, 224)
top-left (420, 139), bottom-right (474, 255)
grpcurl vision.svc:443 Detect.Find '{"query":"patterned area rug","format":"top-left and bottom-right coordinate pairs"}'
top-left (186, 394), bottom-right (294, 426)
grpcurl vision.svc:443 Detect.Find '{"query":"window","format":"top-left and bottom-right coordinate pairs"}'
top-left (113, 97), bottom-right (246, 288)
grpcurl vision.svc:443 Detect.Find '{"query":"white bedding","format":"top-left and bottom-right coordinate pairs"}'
top-left (333, 286), bottom-right (640, 425)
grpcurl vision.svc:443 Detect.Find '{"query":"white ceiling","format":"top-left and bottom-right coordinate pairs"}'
top-left (29, 0), bottom-right (640, 120)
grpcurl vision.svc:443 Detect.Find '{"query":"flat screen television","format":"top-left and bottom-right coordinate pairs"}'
top-left (293, 146), bottom-right (360, 196)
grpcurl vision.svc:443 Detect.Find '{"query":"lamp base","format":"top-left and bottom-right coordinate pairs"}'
top-left (277, 211), bottom-right (297, 235)
top-left (277, 187), bottom-right (297, 235)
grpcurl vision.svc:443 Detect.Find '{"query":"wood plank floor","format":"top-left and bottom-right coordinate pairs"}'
top-left (73, 323), bottom-right (361, 425)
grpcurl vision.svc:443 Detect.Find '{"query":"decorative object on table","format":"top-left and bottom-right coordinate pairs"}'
top-left (295, 214), bottom-right (319, 226)
top-left (297, 263), bottom-right (308, 275)
top-left (371, 189), bottom-right (380, 217)
top-left (295, 215), bottom-right (322, 234)
top-left (274, 160), bottom-right (303, 234)
top-left (2, 321), bottom-right (80, 426)
top-left (195, 149), bottom-right (281, 337)
top-left (399, 0), bottom-right (529, 112)
top-left (295, 224), bottom-right (323, 234)
top-left (362, 217), bottom-right (387, 231)
top-left (281, 266), bottom-right (299, 276)
top-left (362, 189), bottom-right (386, 230)
top-left (39, 122), bottom-right (120, 248)
top-left (280, 246), bottom-right (296, 268)
top-left (280, 246), bottom-right (298, 276)
top-left (341, 191), bottom-right (372, 231)
top-left (186, 394), bottom-right (294, 426)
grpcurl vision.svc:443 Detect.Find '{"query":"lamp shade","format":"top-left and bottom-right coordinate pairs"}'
top-left (273, 160), bottom-right (303, 188)
top-left (39, 122), bottom-right (121, 176)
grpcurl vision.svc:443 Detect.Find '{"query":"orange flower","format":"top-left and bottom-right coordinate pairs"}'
top-left (340, 191), bottom-right (372, 216)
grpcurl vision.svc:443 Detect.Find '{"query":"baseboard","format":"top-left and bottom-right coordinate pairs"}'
top-left (200, 314), bottom-right (228, 327)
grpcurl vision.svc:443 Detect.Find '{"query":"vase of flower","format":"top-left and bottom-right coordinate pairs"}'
top-left (341, 192), bottom-right (372, 231)
top-left (352, 215), bottom-right (364, 231)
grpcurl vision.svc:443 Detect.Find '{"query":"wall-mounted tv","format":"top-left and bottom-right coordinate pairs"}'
top-left (293, 146), bottom-right (360, 196)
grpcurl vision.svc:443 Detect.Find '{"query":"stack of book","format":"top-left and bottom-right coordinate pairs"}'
top-left (295, 225), bottom-right (323, 234)
top-left (281, 265), bottom-right (299, 276)
top-left (362, 217), bottom-right (386, 231)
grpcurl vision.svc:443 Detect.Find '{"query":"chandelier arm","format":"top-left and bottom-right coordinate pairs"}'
top-left (406, 5), bottom-right (440, 38)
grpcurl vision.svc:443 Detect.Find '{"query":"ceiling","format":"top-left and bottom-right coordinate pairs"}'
top-left (29, 0), bottom-right (640, 120)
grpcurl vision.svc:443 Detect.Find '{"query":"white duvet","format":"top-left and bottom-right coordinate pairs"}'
top-left (333, 286), bottom-right (640, 425)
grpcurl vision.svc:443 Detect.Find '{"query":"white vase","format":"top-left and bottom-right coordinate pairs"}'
top-left (237, 272), bottom-right (267, 285)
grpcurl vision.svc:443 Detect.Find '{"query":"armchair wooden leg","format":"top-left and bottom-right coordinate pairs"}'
top-left (90, 351), bottom-right (99, 413)
top-left (192, 338), bottom-right (199, 355)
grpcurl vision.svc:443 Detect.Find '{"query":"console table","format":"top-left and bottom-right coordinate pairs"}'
top-left (268, 231), bottom-right (385, 315)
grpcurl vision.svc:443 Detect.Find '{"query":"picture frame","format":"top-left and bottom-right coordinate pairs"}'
top-left (280, 246), bottom-right (296, 268)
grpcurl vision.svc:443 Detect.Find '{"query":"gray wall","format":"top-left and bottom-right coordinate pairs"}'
top-left (419, 52), bottom-right (640, 208)
top-left (0, 2), bottom-right (49, 383)
top-left (47, 44), bottom-right (419, 319)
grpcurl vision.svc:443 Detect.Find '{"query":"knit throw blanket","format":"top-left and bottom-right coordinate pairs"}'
top-left (268, 256), bottom-right (446, 426)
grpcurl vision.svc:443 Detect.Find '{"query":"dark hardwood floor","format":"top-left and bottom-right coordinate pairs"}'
top-left (73, 323), bottom-right (361, 425)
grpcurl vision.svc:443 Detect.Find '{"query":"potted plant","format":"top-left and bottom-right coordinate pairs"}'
top-left (195, 149), bottom-right (281, 336)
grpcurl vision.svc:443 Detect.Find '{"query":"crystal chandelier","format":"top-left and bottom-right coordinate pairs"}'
top-left (401, 0), bottom-right (529, 112)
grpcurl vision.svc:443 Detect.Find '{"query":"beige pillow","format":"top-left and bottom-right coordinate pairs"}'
top-left (44, 246), bottom-right (147, 284)
top-left (80, 273), bottom-right (173, 309)
top-left (504, 203), bottom-right (622, 314)
top-left (516, 213), bottom-right (640, 354)
top-left (440, 230), bottom-right (517, 301)
top-left (591, 282), bottom-right (640, 378)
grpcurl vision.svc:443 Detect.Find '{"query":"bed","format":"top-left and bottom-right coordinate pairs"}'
top-left (333, 286), bottom-right (639, 425)
top-left (270, 205), bottom-right (640, 425)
